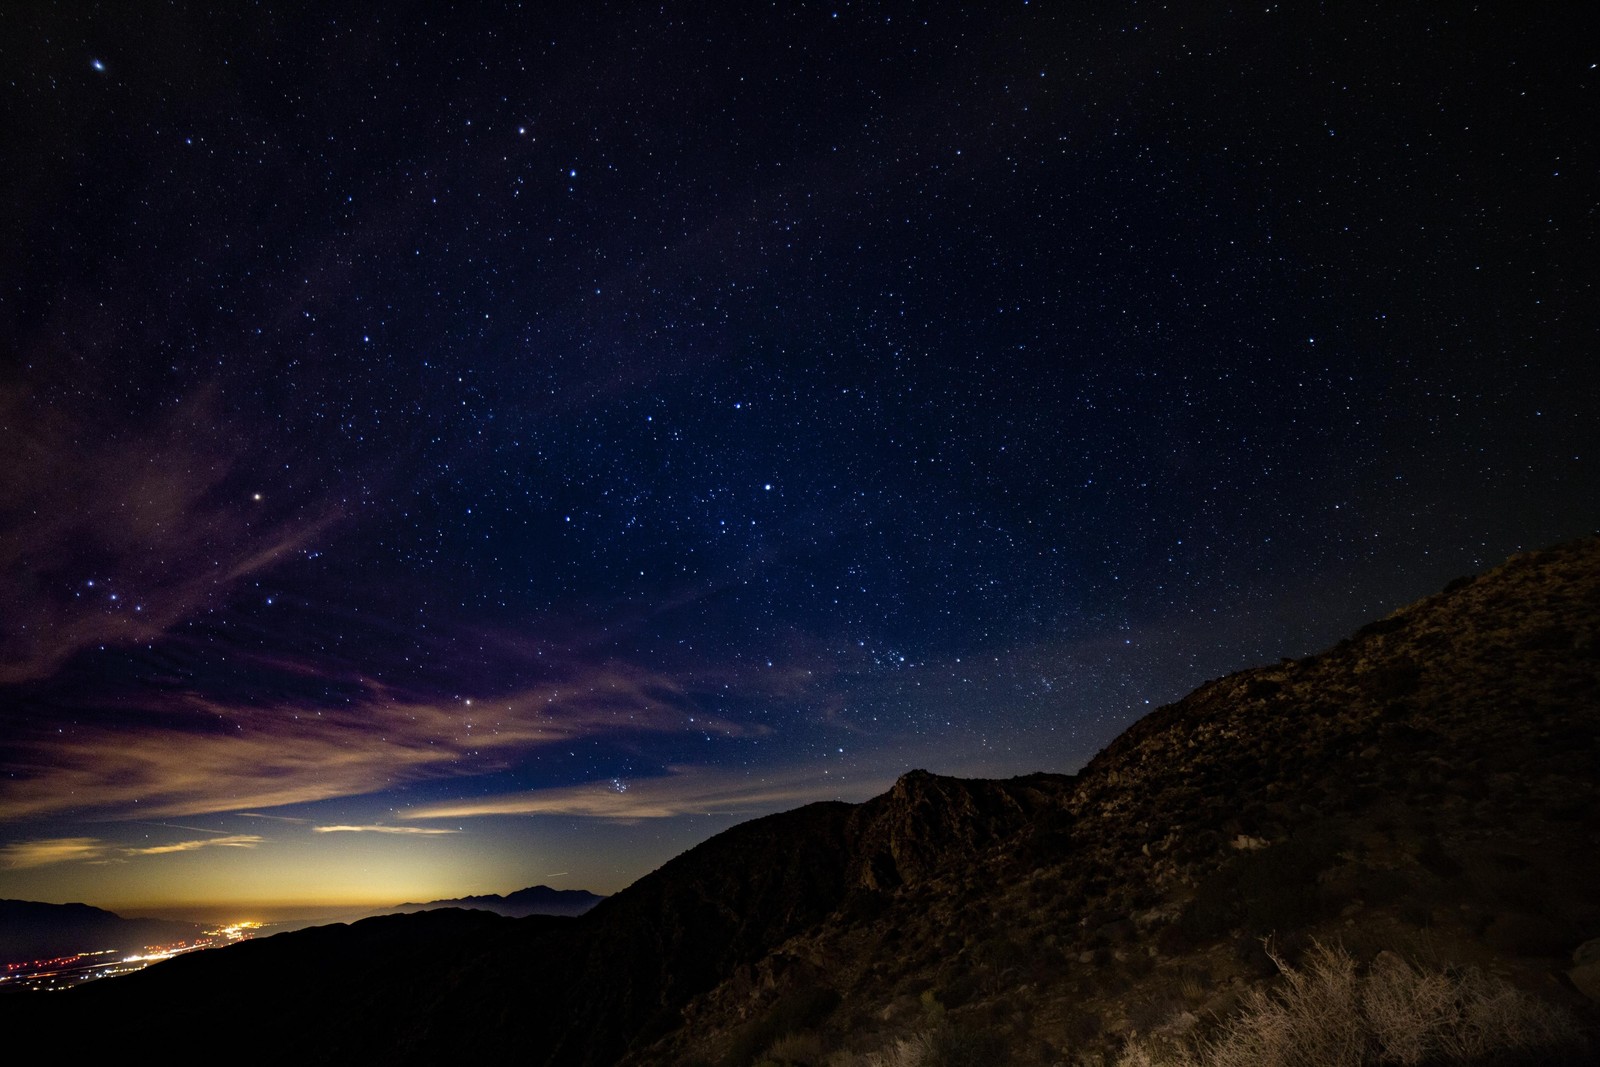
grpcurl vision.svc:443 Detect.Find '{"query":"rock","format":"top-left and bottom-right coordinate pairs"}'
top-left (1570, 938), bottom-right (1600, 1002)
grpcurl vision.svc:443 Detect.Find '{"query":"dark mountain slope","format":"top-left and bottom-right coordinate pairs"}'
top-left (68, 908), bottom-right (526, 1061)
top-left (7, 537), bottom-right (1598, 1065)
top-left (646, 537), bottom-right (1600, 1065)
top-left (453, 800), bottom-right (864, 1065)
top-left (509, 773), bottom-right (1074, 1064)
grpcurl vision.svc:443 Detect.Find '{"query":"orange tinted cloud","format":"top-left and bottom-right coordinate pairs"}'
top-left (404, 763), bottom-right (889, 823)
top-left (0, 666), bottom-right (749, 822)
top-left (123, 834), bottom-right (263, 856)
top-left (0, 833), bottom-right (262, 869)
top-left (0, 837), bottom-right (109, 869)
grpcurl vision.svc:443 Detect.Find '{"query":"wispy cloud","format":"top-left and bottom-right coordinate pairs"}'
top-left (405, 764), bottom-right (891, 824)
top-left (312, 825), bottom-right (458, 835)
top-left (0, 837), bottom-right (109, 870)
top-left (123, 834), bottom-right (263, 856)
top-left (0, 833), bottom-right (262, 869)
top-left (0, 666), bottom-right (751, 822)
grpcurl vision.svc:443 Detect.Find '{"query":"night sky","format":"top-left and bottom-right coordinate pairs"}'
top-left (2, 3), bottom-right (1596, 917)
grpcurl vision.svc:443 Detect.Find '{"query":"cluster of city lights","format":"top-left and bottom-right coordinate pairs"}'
top-left (0, 921), bottom-right (264, 993)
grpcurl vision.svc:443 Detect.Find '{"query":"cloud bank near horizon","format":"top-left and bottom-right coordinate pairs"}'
top-left (0, 665), bottom-right (755, 824)
top-left (405, 763), bottom-right (891, 824)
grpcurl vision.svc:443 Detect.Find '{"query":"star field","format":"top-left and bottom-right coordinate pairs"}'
top-left (1, 2), bottom-right (1596, 913)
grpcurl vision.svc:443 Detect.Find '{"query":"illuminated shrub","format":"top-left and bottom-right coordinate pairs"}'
top-left (1117, 941), bottom-right (1585, 1067)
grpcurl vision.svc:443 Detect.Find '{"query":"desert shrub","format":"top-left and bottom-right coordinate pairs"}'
top-left (1198, 942), bottom-right (1366, 1065)
top-left (762, 1029), bottom-right (827, 1065)
top-left (844, 1031), bottom-right (936, 1067)
top-left (830, 1023), bottom-right (1009, 1067)
top-left (1114, 941), bottom-right (1586, 1067)
top-left (1176, 968), bottom-right (1209, 1004)
top-left (722, 984), bottom-right (842, 1066)
top-left (929, 1024), bottom-right (1009, 1067)
top-left (1128, 994), bottom-right (1186, 1036)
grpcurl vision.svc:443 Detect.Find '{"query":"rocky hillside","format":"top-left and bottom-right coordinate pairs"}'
top-left (640, 537), bottom-right (1600, 1065)
top-left (6, 537), bottom-right (1597, 1065)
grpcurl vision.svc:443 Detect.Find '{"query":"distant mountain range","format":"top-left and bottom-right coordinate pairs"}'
top-left (5, 537), bottom-right (1598, 1064)
top-left (0, 900), bottom-right (201, 963)
top-left (386, 884), bottom-right (603, 918)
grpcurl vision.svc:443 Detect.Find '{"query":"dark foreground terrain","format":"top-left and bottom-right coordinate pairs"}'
top-left (7, 538), bottom-right (1599, 1065)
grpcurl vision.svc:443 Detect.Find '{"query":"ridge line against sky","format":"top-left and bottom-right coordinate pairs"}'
top-left (1, 2), bottom-right (1595, 911)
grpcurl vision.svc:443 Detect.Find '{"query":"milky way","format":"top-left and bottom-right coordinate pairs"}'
top-left (2, 3), bottom-right (1595, 912)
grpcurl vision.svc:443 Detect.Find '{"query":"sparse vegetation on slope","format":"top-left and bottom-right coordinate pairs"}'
top-left (1115, 941), bottom-right (1585, 1067)
top-left (646, 538), bottom-right (1600, 1067)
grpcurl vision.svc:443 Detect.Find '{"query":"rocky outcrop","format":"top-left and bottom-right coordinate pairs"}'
top-left (846, 769), bottom-right (1073, 891)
